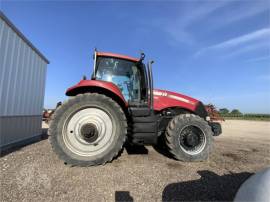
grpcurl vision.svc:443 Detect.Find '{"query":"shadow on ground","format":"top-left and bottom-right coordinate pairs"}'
top-left (0, 128), bottom-right (48, 157)
top-left (124, 143), bottom-right (148, 155)
top-left (162, 170), bottom-right (253, 201)
top-left (152, 135), bottom-right (174, 160)
top-left (115, 191), bottom-right (133, 202)
top-left (152, 144), bottom-right (174, 159)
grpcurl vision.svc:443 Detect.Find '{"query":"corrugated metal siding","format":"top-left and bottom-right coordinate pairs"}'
top-left (0, 17), bottom-right (47, 116)
top-left (0, 116), bottom-right (42, 147)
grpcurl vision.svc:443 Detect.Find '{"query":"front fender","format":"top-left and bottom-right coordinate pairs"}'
top-left (66, 80), bottom-right (127, 106)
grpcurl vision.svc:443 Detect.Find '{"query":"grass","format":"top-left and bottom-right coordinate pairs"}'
top-left (224, 117), bottom-right (270, 121)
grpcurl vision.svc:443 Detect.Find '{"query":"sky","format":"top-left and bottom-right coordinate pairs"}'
top-left (1, 0), bottom-right (270, 113)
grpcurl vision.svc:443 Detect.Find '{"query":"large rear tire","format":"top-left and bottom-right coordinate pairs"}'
top-left (165, 114), bottom-right (213, 161)
top-left (49, 93), bottom-right (127, 166)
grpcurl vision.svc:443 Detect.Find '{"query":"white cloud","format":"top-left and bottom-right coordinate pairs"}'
top-left (226, 3), bottom-right (268, 23)
top-left (206, 2), bottom-right (269, 31)
top-left (143, 1), bottom-right (268, 49)
top-left (210, 28), bottom-right (269, 49)
top-left (246, 55), bottom-right (270, 62)
top-left (162, 1), bottom-right (229, 45)
top-left (224, 41), bottom-right (269, 59)
top-left (176, 1), bottom-right (229, 28)
top-left (195, 28), bottom-right (270, 56)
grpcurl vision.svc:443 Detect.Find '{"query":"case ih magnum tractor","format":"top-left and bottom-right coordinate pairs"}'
top-left (49, 50), bottom-right (221, 166)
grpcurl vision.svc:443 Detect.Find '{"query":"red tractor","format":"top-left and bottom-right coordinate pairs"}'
top-left (49, 50), bottom-right (222, 166)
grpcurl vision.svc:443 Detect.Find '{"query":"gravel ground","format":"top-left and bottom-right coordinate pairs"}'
top-left (1, 120), bottom-right (269, 202)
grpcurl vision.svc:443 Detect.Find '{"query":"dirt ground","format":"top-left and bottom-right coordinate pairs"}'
top-left (1, 120), bottom-right (269, 202)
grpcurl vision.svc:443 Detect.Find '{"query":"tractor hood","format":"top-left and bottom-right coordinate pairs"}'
top-left (153, 89), bottom-right (203, 114)
top-left (66, 80), bottom-right (208, 118)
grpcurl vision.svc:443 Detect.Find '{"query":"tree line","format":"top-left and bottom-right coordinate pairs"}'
top-left (218, 108), bottom-right (270, 120)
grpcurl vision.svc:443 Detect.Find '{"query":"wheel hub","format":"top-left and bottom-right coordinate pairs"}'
top-left (185, 133), bottom-right (200, 147)
top-left (179, 125), bottom-right (206, 155)
top-left (62, 107), bottom-right (114, 156)
top-left (80, 123), bottom-right (99, 143)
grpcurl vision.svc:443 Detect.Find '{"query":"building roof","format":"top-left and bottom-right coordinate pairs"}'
top-left (0, 11), bottom-right (49, 64)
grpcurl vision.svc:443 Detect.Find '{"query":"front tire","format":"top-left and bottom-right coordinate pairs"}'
top-left (49, 93), bottom-right (127, 166)
top-left (165, 114), bottom-right (213, 161)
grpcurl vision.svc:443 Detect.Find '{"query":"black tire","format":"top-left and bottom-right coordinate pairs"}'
top-left (165, 114), bottom-right (213, 162)
top-left (49, 93), bottom-right (127, 166)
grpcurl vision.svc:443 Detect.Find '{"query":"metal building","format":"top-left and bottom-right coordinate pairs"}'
top-left (0, 11), bottom-right (49, 150)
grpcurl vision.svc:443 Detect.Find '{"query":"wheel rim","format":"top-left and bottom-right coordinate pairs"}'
top-left (62, 107), bottom-right (114, 157)
top-left (178, 125), bottom-right (206, 155)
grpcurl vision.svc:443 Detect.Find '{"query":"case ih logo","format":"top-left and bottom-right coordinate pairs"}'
top-left (153, 91), bottom-right (168, 97)
top-left (154, 90), bottom-right (196, 105)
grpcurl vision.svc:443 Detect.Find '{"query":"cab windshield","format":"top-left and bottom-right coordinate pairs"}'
top-left (95, 57), bottom-right (142, 101)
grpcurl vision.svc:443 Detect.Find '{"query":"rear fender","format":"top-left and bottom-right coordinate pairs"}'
top-left (66, 80), bottom-right (128, 108)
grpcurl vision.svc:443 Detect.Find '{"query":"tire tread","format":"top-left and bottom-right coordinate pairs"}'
top-left (165, 114), bottom-right (213, 162)
top-left (49, 93), bottom-right (127, 166)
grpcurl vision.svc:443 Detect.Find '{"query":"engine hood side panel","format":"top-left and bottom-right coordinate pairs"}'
top-left (153, 89), bottom-right (200, 112)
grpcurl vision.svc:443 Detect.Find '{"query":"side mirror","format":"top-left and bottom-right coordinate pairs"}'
top-left (140, 52), bottom-right (145, 61)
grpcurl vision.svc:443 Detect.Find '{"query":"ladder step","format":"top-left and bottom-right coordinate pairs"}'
top-left (133, 122), bottom-right (156, 133)
top-left (130, 107), bottom-right (150, 117)
top-left (132, 116), bottom-right (157, 123)
top-left (131, 133), bottom-right (157, 145)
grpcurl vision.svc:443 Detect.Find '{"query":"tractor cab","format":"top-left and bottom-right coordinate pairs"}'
top-left (93, 52), bottom-right (149, 103)
top-left (92, 51), bottom-right (154, 114)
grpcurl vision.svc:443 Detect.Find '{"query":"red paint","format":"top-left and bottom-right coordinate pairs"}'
top-left (153, 89), bottom-right (199, 112)
top-left (97, 52), bottom-right (140, 62)
top-left (66, 80), bottom-right (127, 106)
top-left (66, 83), bottom-right (200, 113)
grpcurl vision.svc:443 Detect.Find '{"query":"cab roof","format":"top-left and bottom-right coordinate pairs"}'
top-left (96, 52), bottom-right (140, 62)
